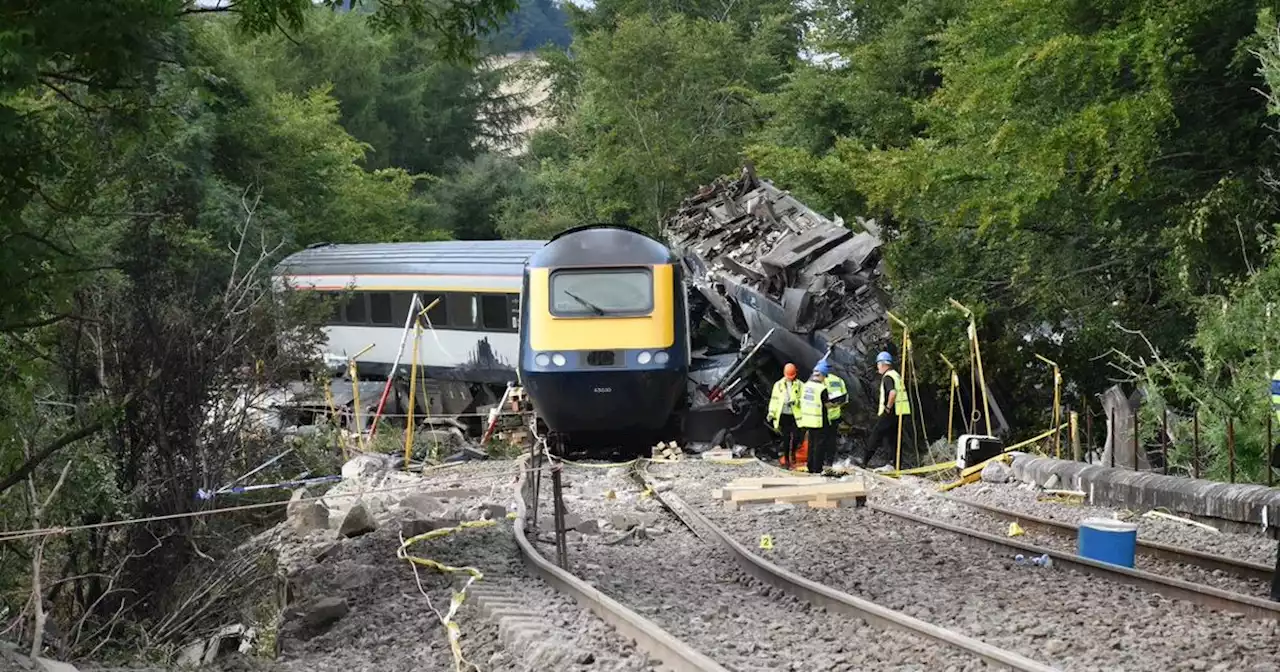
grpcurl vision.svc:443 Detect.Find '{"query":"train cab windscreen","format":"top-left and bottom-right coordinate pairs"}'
top-left (550, 268), bottom-right (653, 317)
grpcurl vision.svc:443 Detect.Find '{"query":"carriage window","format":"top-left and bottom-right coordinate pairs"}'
top-left (418, 293), bottom-right (446, 327)
top-left (390, 293), bottom-right (415, 326)
top-left (369, 292), bottom-right (394, 325)
top-left (480, 294), bottom-right (511, 331)
top-left (325, 292), bottom-right (346, 325)
top-left (344, 293), bottom-right (367, 324)
top-left (550, 269), bottom-right (653, 317)
top-left (509, 294), bottom-right (520, 330)
top-left (447, 293), bottom-right (477, 328)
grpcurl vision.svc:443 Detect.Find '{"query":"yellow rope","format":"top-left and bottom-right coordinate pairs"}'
top-left (397, 519), bottom-right (498, 672)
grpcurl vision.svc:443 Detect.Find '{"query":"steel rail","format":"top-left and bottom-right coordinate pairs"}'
top-left (633, 464), bottom-right (1061, 672)
top-left (869, 502), bottom-right (1280, 620)
top-left (936, 494), bottom-right (1274, 583)
top-left (511, 456), bottom-right (729, 672)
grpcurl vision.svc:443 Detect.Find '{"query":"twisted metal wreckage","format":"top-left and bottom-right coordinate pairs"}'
top-left (255, 165), bottom-right (1008, 463)
top-left (672, 165), bottom-right (1008, 457)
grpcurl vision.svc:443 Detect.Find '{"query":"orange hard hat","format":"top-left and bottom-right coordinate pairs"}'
top-left (783, 363), bottom-right (797, 379)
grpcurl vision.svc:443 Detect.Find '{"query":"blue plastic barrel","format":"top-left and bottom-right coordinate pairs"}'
top-left (1077, 518), bottom-right (1138, 568)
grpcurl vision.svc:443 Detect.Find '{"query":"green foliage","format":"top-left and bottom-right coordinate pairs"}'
top-left (500, 10), bottom-right (794, 235)
top-left (0, 0), bottom-right (528, 658)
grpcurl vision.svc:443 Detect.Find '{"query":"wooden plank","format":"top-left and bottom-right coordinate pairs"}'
top-left (729, 481), bottom-right (866, 503)
top-left (726, 477), bottom-right (825, 488)
top-left (806, 494), bottom-right (867, 509)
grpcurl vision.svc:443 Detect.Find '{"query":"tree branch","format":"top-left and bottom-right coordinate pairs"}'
top-left (0, 420), bottom-right (109, 498)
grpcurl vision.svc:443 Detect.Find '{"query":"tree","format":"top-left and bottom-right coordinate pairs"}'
top-left (499, 10), bottom-right (794, 235)
top-left (210, 11), bottom-right (529, 177)
top-left (0, 0), bottom-right (520, 656)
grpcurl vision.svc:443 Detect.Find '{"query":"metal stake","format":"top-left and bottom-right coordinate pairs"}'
top-left (1228, 417), bottom-right (1236, 484)
top-left (528, 441), bottom-right (542, 533)
top-left (550, 461), bottom-right (569, 570)
top-left (1070, 411), bottom-right (1081, 462)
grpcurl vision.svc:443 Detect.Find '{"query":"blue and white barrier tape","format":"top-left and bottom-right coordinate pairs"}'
top-left (196, 474), bottom-right (342, 501)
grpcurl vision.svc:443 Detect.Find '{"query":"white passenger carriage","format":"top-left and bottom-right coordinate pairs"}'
top-left (274, 240), bottom-right (546, 394)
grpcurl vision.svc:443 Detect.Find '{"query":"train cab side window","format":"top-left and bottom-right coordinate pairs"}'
top-left (509, 294), bottom-right (520, 330)
top-left (447, 293), bottom-right (477, 328)
top-left (344, 293), bottom-right (367, 324)
top-left (480, 294), bottom-right (510, 331)
top-left (369, 292), bottom-right (394, 325)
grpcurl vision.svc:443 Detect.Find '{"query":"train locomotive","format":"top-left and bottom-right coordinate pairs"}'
top-left (518, 225), bottom-right (691, 456)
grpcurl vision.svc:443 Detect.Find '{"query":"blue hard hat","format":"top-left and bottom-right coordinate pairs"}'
top-left (876, 351), bottom-right (894, 364)
top-left (814, 359), bottom-right (831, 375)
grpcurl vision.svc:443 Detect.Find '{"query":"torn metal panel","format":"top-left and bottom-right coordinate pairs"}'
top-left (667, 165), bottom-right (1010, 436)
top-left (666, 168), bottom-right (892, 415)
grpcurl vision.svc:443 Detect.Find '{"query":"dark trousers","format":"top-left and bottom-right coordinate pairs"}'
top-left (778, 414), bottom-right (801, 465)
top-left (808, 424), bottom-right (835, 474)
top-left (861, 414), bottom-right (906, 466)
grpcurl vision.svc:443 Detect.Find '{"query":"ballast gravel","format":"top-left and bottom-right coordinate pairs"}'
top-left (654, 460), bottom-right (1280, 672)
top-left (868, 478), bottom-right (1272, 597)
top-left (537, 462), bottom-right (992, 671)
top-left (949, 478), bottom-right (1279, 567)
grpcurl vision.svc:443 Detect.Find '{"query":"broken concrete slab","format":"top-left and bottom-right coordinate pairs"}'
top-left (338, 502), bottom-right (377, 538)
top-left (288, 488), bottom-right (329, 533)
top-left (1100, 385), bottom-right (1152, 471)
top-left (294, 596), bottom-right (350, 631)
top-left (399, 494), bottom-right (441, 517)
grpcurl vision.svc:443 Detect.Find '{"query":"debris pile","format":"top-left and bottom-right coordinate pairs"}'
top-left (650, 441), bottom-right (683, 461)
top-left (666, 165), bottom-right (892, 415)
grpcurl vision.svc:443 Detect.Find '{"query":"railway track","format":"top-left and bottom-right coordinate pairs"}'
top-left (514, 456), bottom-right (1058, 671)
top-left (653, 459), bottom-right (1280, 671)
top-left (861, 466), bottom-right (1277, 602)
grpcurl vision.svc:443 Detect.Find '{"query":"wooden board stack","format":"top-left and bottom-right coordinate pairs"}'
top-left (652, 441), bottom-right (683, 460)
top-left (712, 475), bottom-right (867, 510)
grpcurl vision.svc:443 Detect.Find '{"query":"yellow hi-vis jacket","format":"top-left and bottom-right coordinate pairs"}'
top-left (797, 381), bottom-right (826, 429)
top-left (878, 369), bottom-right (911, 416)
top-left (824, 374), bottom-right (848, 421)
top-left (767, 378), bottom-right (802, 430)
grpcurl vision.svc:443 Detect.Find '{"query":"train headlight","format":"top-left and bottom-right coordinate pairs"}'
top-left (654, 351), bottom-right (670, 365)
top-left (637, 351), bottom-right (652, 365)
top-left (535, 353), bottom-right (551, 367)
top-left (552, 353), bottom-right (567, 366)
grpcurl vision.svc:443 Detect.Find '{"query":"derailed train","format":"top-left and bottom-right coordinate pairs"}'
top-left (517, 225), bottom-right (691, 455)
top-left (273, 228), bottom-right (695, 454)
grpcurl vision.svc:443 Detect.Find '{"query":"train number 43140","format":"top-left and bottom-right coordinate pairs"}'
top-left (593, 387), bottom-right (612, 393)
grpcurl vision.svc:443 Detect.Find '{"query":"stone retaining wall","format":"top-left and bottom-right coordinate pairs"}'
top-left (1010, 453), bottom-right (1280, 533)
